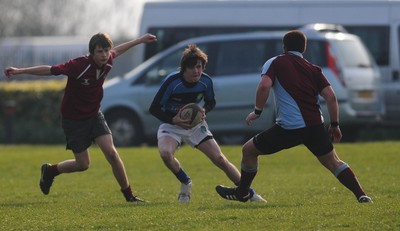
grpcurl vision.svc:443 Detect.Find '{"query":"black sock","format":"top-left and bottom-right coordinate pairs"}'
top-left (121, 185), bottom-right (134, 201)
top-left (48, 164), bottom-right (60, 178)
top-left (236, 169), bottom-right (257, 197)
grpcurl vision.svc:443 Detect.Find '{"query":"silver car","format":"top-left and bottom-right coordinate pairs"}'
top-left (102, 28), bottom-right (383, 146)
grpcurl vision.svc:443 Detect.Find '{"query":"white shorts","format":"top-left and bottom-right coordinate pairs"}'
top-left (157, 121), bottom-right (213, 147)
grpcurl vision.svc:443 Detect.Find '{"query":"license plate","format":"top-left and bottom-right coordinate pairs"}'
top-left (357, 90), bottom-right (374, 99)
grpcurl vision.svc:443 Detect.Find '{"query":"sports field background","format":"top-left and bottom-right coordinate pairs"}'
top-left (0, 142), bottom-right (399, 230)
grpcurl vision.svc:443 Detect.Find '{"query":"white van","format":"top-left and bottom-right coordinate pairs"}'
top-left (136, 0), bottom-right (400, 123)
top-left (102, 28), bottom-right (382, 146)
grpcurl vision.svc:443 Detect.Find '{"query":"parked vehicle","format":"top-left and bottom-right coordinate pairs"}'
top-left (102, 27), bottom-right (383, 146)
top-left (137, 0), bottom-right (400, 123)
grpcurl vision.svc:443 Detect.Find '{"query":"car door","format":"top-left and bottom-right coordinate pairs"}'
top-left (206, 38), bottom-right (278, 136)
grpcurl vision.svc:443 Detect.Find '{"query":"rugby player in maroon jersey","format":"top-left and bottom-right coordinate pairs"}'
top-left (4, 32), bottom-right (157, 203)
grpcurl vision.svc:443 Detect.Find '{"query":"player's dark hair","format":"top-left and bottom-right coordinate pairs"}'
top-left (180, 44), bottom-right (208, 73)
top-left (283, 30), bottom-right (307, 53)
top-left (89, 32), bottom-right (113, 54)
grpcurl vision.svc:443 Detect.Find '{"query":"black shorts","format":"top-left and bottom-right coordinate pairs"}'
top-left (253, 124), bottom-right (333, 156)
top-left (62, 111), bottom-right (111, 153)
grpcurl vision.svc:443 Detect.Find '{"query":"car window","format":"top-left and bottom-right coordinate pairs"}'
top-left (141, 51), bottom-right (180, 85)
top-left (303, 40), bottom-right (327, 67)
top-left (334, 39), bottom-right (372, 68)
top-left (136, 44), bottom-right (211, 85)
top-left (214, 40), bottom-right (267, 76)
top-left (145, 26), bottom-right (295, 61)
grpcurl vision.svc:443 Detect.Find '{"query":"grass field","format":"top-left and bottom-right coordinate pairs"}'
top-left (0, 142), bottom-right (399, 230)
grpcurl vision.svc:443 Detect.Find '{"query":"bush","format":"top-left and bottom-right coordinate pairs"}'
top-left (0, 80), bottom-right (66, 144)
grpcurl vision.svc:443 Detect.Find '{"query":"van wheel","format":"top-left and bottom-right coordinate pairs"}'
top-left (105, 109), bottom-right (144, 147)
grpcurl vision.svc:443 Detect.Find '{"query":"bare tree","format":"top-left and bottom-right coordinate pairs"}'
top-left (0, 0), bottom-right (142, 39)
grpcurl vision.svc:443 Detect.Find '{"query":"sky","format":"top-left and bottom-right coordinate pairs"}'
top-left (82, 0), bottom-right (147, 39)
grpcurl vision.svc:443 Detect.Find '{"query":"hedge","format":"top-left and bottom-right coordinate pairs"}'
top-left (0, 80), bottom-right (66, 144)
top-left (1, 79), bottom-right (399, 144)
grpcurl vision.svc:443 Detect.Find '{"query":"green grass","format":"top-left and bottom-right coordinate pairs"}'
top-left (0, 142), bottom-right (399, 230)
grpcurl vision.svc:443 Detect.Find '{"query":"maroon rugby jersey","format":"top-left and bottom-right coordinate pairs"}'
top-left (51, 51), bottom-right (116, 120)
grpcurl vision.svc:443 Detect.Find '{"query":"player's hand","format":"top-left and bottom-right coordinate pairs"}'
top-left (245, 111), bottom-right (260, 126)
top-left (140, 33), bottom-right (157, 44)
top-left (4, 67), bottom-right (17, 78)
top-left (200, 108), bottom-right (206, 120)
top-left (172, 108), bottom-right (194, 130)
top-left (328, 126), bottom-right (342, 143)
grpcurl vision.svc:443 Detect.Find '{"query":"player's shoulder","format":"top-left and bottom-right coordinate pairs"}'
top-left (200, 72), bottom-right (213, 82)
top-left (201, 72), bottom-right (211, 78)
top-left (52, 55), bottom-right (85, 70)
top-left (262, 55), bottom-right (280, 74)
top-left (159, 71), bottom-right (182, 88)
top-left (63, 55), bottom-right (90, 67)
top-left (272, 53), bottom-right (290, 63)
top-left (163, 71), bottom-right (180, 82)
top-left (73, 54), bottom-right (90, 62)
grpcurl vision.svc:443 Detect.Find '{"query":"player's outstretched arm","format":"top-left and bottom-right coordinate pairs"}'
top-left (4, 65), bottom-right (52, 78)
top-left (246, 74), bottom-right (272, 126)
top-left (113, 33), bottom-right (157, 58)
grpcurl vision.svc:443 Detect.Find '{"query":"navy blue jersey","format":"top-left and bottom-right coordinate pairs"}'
top-left (149, 71), bottom-right (216, 124)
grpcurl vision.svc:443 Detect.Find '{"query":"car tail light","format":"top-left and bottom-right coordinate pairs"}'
top-left (325, 42), bottom-right (346, 86)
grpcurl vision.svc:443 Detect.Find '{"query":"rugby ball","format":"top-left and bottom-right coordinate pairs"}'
top-left (179, 103), bottom-right (203, 127)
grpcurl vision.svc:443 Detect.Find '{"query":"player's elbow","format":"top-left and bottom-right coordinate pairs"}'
top-left (259, 82), bottom-right (269, 91)
top-left (258, 75), bottom-right (272, 91)
top-left (324, 92), bottom-right (337, 105)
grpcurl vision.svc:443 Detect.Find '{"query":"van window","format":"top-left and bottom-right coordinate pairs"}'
top-left (146, 26), bottom-right (296, 61)
top-left (346, 26), bottom-right (389, 66)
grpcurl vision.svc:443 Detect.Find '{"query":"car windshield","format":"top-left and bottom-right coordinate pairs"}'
top-left (334, 39), bottom-right (372, 68)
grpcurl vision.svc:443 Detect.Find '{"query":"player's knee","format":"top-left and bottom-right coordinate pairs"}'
top-left (213, 154), bottom-right (228, 168)
top-left (159, 149), bottom-right (174, 163)
top-left (242, 146), bottom-right (258, 159)
top-left (76, 161), bottom-right (90, 171)
top-left (242, 145), bottom-right (250, 156)
top-left (104, 149), bottom-right (120, 162)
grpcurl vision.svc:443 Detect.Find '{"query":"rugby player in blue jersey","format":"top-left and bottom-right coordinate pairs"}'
top-left (216, 30), bottom-right (372, 203)
top-left (149, 44), bottom-right (266, 203)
